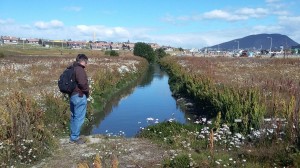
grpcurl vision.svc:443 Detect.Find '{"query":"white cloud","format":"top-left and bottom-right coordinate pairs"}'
top-left (20, 24), bottom-right (32, 29)
top-left (236, 8), bottom-right (269, 18)
top-left (265, 0), bottom-right (289, 13)
top-left (272, 10), bottom-right (290, 16)
top-left (162, 7), bottom-right (270, 23)
top-left (1, 6), bottom-right (300, 49)
top-left (252, 25), bottom-right (283, 33)
top-left (135, 33), bottom-right (208, 48)
top-left (203, 10), bottom-right (248, 21)
top-left (34, 20), bottom-right (64, 30)
top-left (161, 14), bottom-right (178, 24)
top-left (76, 25), bottom-right (130, 38)
top-left (0, 18), bottom-right (14, 24)
top-left (1, 20), bottom-right (299, 48)
top-left (277, 16), bottom-right (300, 42)
top-left (63, 6), bottom-right (82, 12)
top-left (278, 16), bottom-right (300, 26)
top-left (202, 10), bottom-right (230, 19)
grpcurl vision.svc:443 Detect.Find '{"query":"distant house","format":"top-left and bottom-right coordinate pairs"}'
top-left (43, 40), bottom-right (67, 48)
top-left (291, 45), bottom-right (300, 54)
top-left (39, 39), bottom-right (50, 47)
top-left (162, 46), bottom-right (174, 52)
top-left (110, 42), bottom-right (123, 50)
top-left (26, 38), bottom-right (39, 45)
top-left (67, 41), bottom-right (87, 49)
top-left (148, 43), bottom-right (160, 50)
top-left (91, 41), bottom-right (110, 50)
top-left (1, 36), bottom-right (18, 44)
top-left (127, 43), bottom-right (135, 50)
top-left (120, 41), bottom-right (134, 50)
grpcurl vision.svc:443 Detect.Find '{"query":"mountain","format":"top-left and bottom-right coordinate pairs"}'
top-left (209, 34), bottom-right (299, 51)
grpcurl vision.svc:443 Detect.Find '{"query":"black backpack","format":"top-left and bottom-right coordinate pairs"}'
top-left (58, 66), bottom-right (76, 94)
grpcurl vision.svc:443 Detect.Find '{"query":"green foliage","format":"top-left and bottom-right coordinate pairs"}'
top-left (139, 120), bottom-right (299, 167)
top-left (43, 93), bottom-right (70, 136)
top-left (142, 57), bottom-right (300, 167)
top-left (163, 154), bottom-right (191, 168)
top-left (133, 42), bottom-right (156, 63)
top-left (105, 50), bottom-right (119, 56)
top-left (0, 52), bottom-right (4, 58)
top-left (155, 48), bottom-right (167, 59)
top-left (159, 57), bottom-right (266, 133)
top-left (110, 50), bottom-right (119, 56)
top-left (138, 122), bottom-right (187, 140)
top-left (291, 152), bottom-right (300, 167)
top-left (137, 122), bottom-right (203, 148)
top-left (178, 47), bottom-right (184, 52)
top-left (0, 92), bottom-right (57, 166)
top-left (214, 111), bottom-right (222, 130)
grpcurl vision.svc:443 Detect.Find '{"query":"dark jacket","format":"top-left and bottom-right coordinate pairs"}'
top-left (71, 62), bottom-right (89, 98)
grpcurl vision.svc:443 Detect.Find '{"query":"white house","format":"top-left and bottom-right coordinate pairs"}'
top-left (1, 36), bottom-right (18, 44)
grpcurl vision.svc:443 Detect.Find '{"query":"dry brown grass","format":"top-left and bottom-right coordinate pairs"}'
top-left (0, 50), bottom-right (147, 166)
top-left (0, 54), bottom-right (144, 104)
top-left (176, 57), bottom-right (300, 88)
top-left (174, 56), bottom-right (300, 115)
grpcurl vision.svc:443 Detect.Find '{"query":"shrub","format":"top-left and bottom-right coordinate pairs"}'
top-left (159, 57), bottom-right (266, 133)
top-left (163, 154), bottom-right (191, 168)
top-left (43, 93), bottom-right (70, 136)
top-left (0, 52), bottom-right (4, 58)
top-left (0, 92), bottom-right (57, 166)
top-left (133, 42), bottom-right (156, 63)
top-left (109, 50), bottom-right (119, 56)
top-left (155, 48), bottom-right (167, 59)
top-left (104, 50), bottom-right (119, 56)
top-left (137, 122), bottom-right (187, 140)
top-left (137, 121), bottom-right (203, 148)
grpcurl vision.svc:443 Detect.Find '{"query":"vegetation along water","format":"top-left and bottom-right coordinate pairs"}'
top-left (2, 44), bottom-right (300, 167)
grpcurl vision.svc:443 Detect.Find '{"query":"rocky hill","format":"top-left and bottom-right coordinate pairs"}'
top-left (210, 33), bottom-right (299, 51)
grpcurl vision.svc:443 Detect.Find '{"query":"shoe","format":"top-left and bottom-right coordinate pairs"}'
top-left (70, 137), bottom-right (86, 144)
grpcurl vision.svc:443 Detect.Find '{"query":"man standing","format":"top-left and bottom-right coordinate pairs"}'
top-left (69, 54), bottom-right (89, 144)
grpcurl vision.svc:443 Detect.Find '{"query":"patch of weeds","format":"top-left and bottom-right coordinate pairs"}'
top-left (0, 52), bottom-right (5, 58)
top-left (163, 154), bottom-right (191, 168)
top-left (109, 50), bottom-right (119, 56)
top-left (137, 122), bottom-right (190, 141)
top-left (0, 92), bottom-right (57, 166)
top-left (291, 152), bottom-right (300, 167)
top-left (104, 50), bottom-right (119, 56)
top-left (43, 93), bottom-right (70, 136)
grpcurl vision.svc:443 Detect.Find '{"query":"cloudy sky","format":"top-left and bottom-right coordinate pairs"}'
top-left (0, 0), bottom-right (299, 48)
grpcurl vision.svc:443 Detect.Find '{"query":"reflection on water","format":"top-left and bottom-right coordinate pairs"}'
top-left (85, 64), bottom-right (187, 137)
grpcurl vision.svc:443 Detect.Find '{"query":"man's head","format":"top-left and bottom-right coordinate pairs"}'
top-left (76, 54), bottom-right (88, 67)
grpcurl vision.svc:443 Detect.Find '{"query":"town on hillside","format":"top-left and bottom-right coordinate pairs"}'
top-left (0, 35), bottom-right (165, 52)
top-left (1, 35), bottom-right (300, 58)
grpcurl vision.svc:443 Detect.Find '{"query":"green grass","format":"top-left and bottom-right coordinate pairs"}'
top-left (138, 120), bottom-right (300, 167)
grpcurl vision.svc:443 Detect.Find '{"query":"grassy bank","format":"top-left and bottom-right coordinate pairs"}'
top-left (0, 47), bottom-right (148, 167)
top-left (137, 56), bottom-right (300, 167)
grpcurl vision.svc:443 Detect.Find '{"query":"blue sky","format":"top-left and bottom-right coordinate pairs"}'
top-left (0, 0), bottom-right (299, 48)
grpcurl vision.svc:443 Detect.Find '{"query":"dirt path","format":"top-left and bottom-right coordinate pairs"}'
top-left (32, 135), bottom-right (168, 168)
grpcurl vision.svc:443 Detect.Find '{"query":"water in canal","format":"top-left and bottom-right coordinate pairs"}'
top-left (85, 64), bottom-right (188, 137)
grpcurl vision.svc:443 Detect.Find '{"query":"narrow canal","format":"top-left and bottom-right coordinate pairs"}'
top-left (85, 64), bottom-right (188, 137)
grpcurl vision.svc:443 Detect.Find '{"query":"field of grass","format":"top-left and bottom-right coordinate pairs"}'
top-left (0, 45), bottom-right (148, 166)
top-left (137, 56), bottom-right (300, 167)
top-left (3, 43), bottom-right (300, 167)
top-left (0, 44), bottom-right (134, 57)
